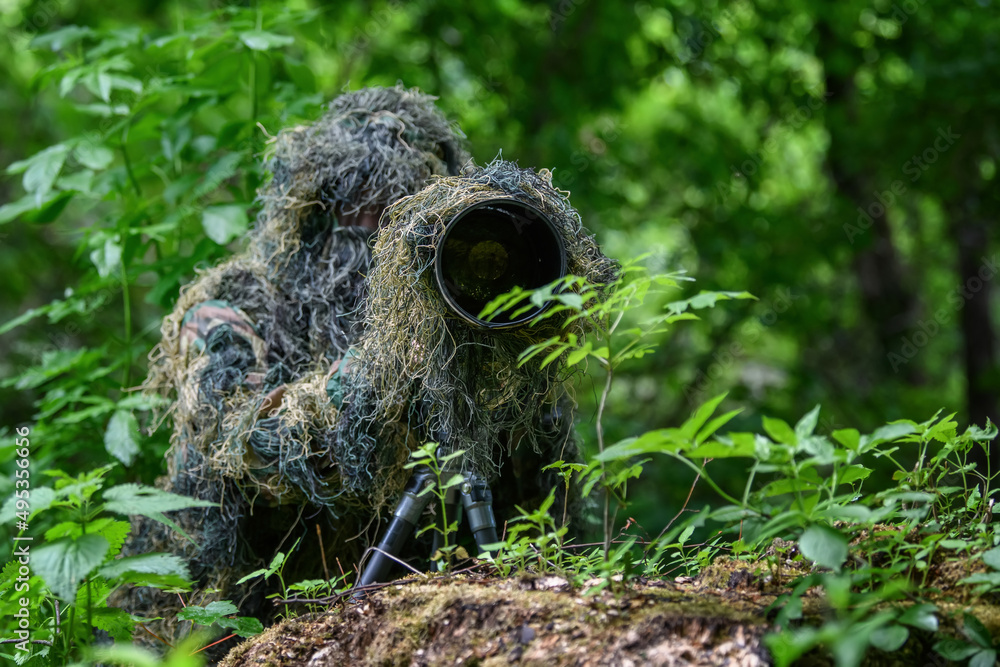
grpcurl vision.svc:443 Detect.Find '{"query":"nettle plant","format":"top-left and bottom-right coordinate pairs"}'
top-left (0, 466), bottom-right (262, 666)
top-left (612, 403), bottom-right (999, 665)
top-left (479, 262), bottom-right (755, 576)
top-left (1, 9), bottom-right (323, 664)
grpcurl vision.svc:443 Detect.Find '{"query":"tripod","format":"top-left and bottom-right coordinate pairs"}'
top-left (354, 463), bottom-right (500, 590)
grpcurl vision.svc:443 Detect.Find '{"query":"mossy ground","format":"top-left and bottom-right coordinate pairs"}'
top-left (216, 545), bottom-right (1000, 667)
top-left (219, 574), bottom-right (770, 666)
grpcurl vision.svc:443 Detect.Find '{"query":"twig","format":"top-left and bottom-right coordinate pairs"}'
top-left (138, 623), bottom-right (173, 648)
top-left (273, 504), bottom-right (306, 555)
top-left (655, 470), bottom-right (702, 543)
top-left (0, 639), bottom-right (52, 646)
top-left (316, 524), bottom-right (331, 582)
top-left (190, 634), bottom-right (236, 656)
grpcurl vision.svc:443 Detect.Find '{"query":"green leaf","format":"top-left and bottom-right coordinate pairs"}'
top-left (665, 290), bottom-right (756, 315)
top-left (91, 606), bottom-right (136, 642)
top-left (539, 344), bottom-right (567, 368)
top-left (761, 477), bottom-right (817, 498)
top-left (594, 429), bottom-right (685, 462)
top-left (556, 291), bottom-right (583, 309)
top-left (104, 484), bottom-right (217, 515)
top-left (21, 144), bottom-right (71, 205)
top-left (565, 342), bottom-right (592, 366)
top-left (81, 70), bottom-right (114, 102)
top-left (96, 519), bottom-right (132, 558)
top-left (898, 603), bottom-right (938, 632)
top-left (764, 627), bottom-right (820, 667)
top-left (288, 579), bottom-right (327, 592)
top-left (103, 484), bottom-right (215, 542)
top-left (202, 205), bottom-right (249, 245)
top-left (235, 567), bottom-right (271, 585)
top-left (58, 169), bottom-right (95, 193)
top-left (818, 504), bottom-right (873, 522)
top-left (970, 650), bottom-right (998, 667)
top-left (940, 539), bottom-right (971, 550)
top-left (832, 428), bottom-right (861, 451)
top-left (696, 408), bottom-right (744, 445)
top-left (686, 436), bottom-right (756, 459)
top-left (0, 193), bottom-right (39, 224)
top-left (98, 553), bottom-right (192, 590)
top-left (194, 153), bottom-right (245, 198)
top-left (0, 486), bottom-right (56, 523)
top-left (762, 416), bottom-right (796, 445)
top-left (964, 613), bottom-right (993, 649)
top-left (107, 73), bottom-right (143, 94)
top-left (42, 517), bottom-right (130, 557)
top-left (238, 30), bottom-right (295, 51)
top-left (982, 546), bottom-right (1000, 571)
top-left (838, 465), bottom-right (873, 486)
top-left (1, 189), bottom-right (72, 225)
top-left (934, 638), bottom-right (980, 661)
top-left (75, 102), bottom-right (130, 117)
top-left (218, 615), bottom-right (264, 638)
top-left (861, 422), bottom-right (917, 451)
top-left (868, 623), bottom-right (909, 652)
top-left (798, 525), bottom-right (848, 571)
top-left (74, 141), bottom-right (115, 170)
top-left (795, 405), bottom-right (821, 439)
top-left (831, 628), bottom-right (871, 667)
top-left (966, 421), bottom-right (998, 442)
top-left (33, 534), bottom-right (109, 601)
top-left (105, 409), bottom-right (140, 466)
top-left (90, 235), bottom-right (123, 278)
top-left (883, 491), bottom-right (936, 505)
top-left (442, 473), bottom-right (466, 490)
top-left (91, 644), bottom-right (161, 667)
top-left (958, 572), bottom-right (1000, 587)
top-left (679, 392), bottom-right (728, 441)
top-left (177, 600), bottom-right (239, 625)
top-left (0, 190), bottom-right (70, 225)
top-left (31, 25), bottom-right (94, 51)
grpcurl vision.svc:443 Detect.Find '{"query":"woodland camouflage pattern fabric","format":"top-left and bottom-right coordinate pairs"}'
top-left (115, 85), bottom-right (617, 656)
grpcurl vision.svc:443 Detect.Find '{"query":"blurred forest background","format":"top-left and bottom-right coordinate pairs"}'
top-left (1, 0), bottom-right (998, 532)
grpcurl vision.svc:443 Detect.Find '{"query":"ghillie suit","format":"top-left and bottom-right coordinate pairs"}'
top-left (114, 85), bottom-right (469, 653)
top-left (335, 160), bottom-right (619, 524)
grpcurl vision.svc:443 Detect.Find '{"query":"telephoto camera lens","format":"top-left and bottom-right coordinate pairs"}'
top-left (435, 199), bottom-right (567, 329)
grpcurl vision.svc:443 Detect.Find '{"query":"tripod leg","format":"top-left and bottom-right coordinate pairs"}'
top-left (355, 466), bottom-right (435, 589)
top-left (460, 473), bottom-right (499, 557)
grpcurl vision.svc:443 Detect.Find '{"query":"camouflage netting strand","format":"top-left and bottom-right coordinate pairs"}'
top-left (335, 159), bottom-right (620, 497)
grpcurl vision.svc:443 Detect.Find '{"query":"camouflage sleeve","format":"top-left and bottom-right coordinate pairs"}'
top-left (179, 299), bottom-right (268, 390)
top-left (324, 346), bottom-right (358, 409)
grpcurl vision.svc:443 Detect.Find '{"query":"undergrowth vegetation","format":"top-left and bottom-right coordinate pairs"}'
top-left (475, 266), bottom-right (1000, 666)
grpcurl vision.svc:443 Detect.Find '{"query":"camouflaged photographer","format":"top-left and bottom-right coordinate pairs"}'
top-left (115, 84), bottom-right (616, 651)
